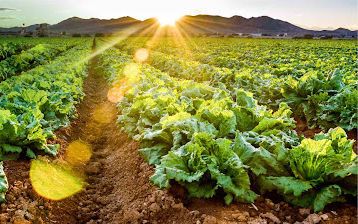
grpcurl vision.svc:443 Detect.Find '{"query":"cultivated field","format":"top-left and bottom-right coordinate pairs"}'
top-left (0, 37), bottom-right (356, 223)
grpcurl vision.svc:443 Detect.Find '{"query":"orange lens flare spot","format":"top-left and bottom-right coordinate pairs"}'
top-left (134, 48), bottom-right (149, 62)
top-left (107, 83), bottom-right (132, 104)
top-left (30, 160), bottom-right (83, 200)
top-left (92, 102), bottom-right (117, 124)
top-left (65, 140), bottom-right (92, 165)
top-left (107, 86), bottom-right (126, 103)
top-left (123, 63), bottom-right (140, 79)
top-left (107, 63), bottom-right (140, 103)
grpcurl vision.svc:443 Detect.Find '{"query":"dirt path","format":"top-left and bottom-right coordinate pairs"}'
top-left (0, 40), bottom-right (357, 224)
top-left (46, 39), bottom-right (201, 224)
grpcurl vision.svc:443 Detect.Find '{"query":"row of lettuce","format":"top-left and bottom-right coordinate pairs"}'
top-left (0, 39), bottom-right (92, 201)
top-left (154, 38), bottom-right (357, 78)
top-left (0, 38), bottom-right (91, 81)
top-left (112, 38), bottom-right (358, 132)
top-left (97, 43), bottom-right (357, 212)
top-left (0, 38), bottom-right (83, 62)
top-left (0, 42), bottom-right (33, 61)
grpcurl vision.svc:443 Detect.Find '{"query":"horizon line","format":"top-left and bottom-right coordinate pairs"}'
top-left (1, 14), bottom-right (357, 31)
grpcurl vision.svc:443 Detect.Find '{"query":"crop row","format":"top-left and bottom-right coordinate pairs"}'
top-left (96, 43), bottom-right (357, 211)
top-left (0, 42), bottom-right (33, 61)
top-left (123, 37), bottom-right (358, 78)
top-left (0, 40), bottom-right (92, 201)
top-left (112, 39), bottom-right (357, 131)
top-left (0, 40), bottom-right (84, 81)
top-left (0, 38), bottom-right (87, 61)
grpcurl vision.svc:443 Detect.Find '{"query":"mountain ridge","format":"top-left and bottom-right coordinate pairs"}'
top-left (0, 15), bottom-right (356, 37)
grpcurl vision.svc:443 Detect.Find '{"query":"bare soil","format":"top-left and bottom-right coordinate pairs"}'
top-left (0, 41), bottom-right (357, 224)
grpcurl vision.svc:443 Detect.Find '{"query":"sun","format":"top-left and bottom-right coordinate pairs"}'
top-left (156, 15), bottom-right (180, 26)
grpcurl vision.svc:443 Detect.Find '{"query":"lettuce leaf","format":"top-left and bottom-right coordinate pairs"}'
top-left (0, 162), bottom-right (8, 202)
top-left (153, 132), bottom-right (258, 203)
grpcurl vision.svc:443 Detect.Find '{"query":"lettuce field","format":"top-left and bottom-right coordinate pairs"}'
top-left (0, 37), bottom-right (357, 223)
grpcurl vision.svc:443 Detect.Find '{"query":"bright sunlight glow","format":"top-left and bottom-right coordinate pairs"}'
top-left (157, 15), bottom-right (181, 26)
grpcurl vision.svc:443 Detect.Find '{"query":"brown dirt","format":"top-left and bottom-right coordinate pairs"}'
top-left (294, 117), bottom-right (322, 139)
top-left (347, 130), bottom-right (358, 152)
top-left (0, 41), bottom-right (357, 224)
top-left (294, 117), bottom-right (358, 152)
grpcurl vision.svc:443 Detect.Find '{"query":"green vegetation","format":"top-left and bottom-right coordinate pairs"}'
top-left (96, 39), bottom-right (357, 211)
top-left (114, 38), bottom-right (357, 131)
top-left (0, 37), bottom-right (356, 211)
top-left (0, 42), bottom-right (33, 61)
top-left (0, 38), bottom-right (90, 81)
top-left (0, 38), bottom-right (91, 201)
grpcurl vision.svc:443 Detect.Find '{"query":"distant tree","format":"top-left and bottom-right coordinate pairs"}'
top-left (95, 33), bottom-right (105, 37)
top-left (24, 31), bottom-right (33, 37)
top-left (72, 33), bottom-right (81, 37)
top-left (83, 34), bottom-right (91, 37)
top-left (38, 33), bottom-right (48, 37)
top-left (303, 34), bottom-right (314, 39)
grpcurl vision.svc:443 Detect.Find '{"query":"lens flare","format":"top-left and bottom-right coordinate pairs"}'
top-left (107, 63), bottom-right (140, 103)
top-left (30, 160), bottom-right (84, 200)
top-left (134, 48), bottom-right (149, 62)
top-left (92, 102), bottom-right (117, 124)
top-left (107, 86), bottom-right (125, 103)
top-left (107, 80), bottom-right (132, 103)
top-left (83, 120), bottom-right (101, 142)
top-left (65, 140), bottom-right (92, 165)
top-left (123, 63), bottom-right (140, 78)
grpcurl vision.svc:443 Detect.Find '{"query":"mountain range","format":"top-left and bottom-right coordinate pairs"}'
top-left (1, 15), bottom-right (356, 37)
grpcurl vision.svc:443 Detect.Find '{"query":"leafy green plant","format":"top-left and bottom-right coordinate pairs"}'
top-left (0, 40), bottom-right (91, 201)
top-left (0, 162), bottom-right (7, 202)
top-left (97, 41), bottom-right (357, 211)
top-left (258, 127), bottom-right (357, 212)
top-left (282, 70), bottom-right (357, 130)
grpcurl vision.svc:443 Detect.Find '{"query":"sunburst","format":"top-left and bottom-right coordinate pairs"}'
top-left (156, 15), bottom-right (181, 26)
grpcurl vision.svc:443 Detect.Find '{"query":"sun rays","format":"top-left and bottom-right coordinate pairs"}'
top-left (156, 16), bottom-right (179, 26)
top-left (84, 14), bottom-right (227, 61)
top-left (78, 14), bottom-right (235, 105)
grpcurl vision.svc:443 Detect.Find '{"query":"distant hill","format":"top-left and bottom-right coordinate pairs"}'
top-left (0, 15), bottom-right (356, 37)
top-left (177, 15), bottom-right (307, 35)
top-left (50, 16), bottom-right (143, 33)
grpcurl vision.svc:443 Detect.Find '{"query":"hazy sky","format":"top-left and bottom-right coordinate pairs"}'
top-left (0, 0), bottom-right (357, 30)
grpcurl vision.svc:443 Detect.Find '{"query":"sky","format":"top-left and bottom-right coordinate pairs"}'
top-left (0, 0), bottom-right (357, 30)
